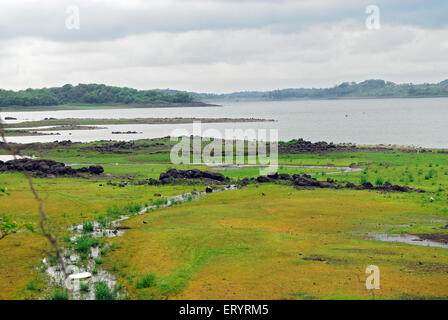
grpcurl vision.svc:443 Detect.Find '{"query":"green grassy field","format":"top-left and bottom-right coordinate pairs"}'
top-left (1, 140), bottom-right (448, 300)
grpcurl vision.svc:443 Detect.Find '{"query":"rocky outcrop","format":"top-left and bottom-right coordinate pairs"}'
top-left (0, 158), bottom-right (104, 177)
top-left (253, 173), bottom-right (425, 193)
top-left (159, 169), bottom-right (226, 182)
top-left (279, 138), bottom-right (355, 154)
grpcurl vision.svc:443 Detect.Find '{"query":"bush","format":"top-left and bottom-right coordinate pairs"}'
top-left (49, 289), bottom-right (69, 300)
top-left (135, 273), bottom-right (156, 289)
top-left (80, 282), bottom-right (90, 292)
top-left (375, 177), bottom-right (384, 186)
top-left (76, 235), bottom-right (99, 254)
top-left (26, 280), bottom-right (37, 291)
top-left (94, 281), bottom-right (115, 300)
top-left (98, 215), bottom-right (107, 227)
top-left (83, 222), bottom-right (94, 232)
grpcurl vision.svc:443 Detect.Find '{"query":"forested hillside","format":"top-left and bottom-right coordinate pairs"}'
top-left (192, 79), bottom-right (448, 100)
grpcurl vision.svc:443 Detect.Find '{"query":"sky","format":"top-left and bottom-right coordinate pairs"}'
top-left (0, 0), bottom-right (447, 93)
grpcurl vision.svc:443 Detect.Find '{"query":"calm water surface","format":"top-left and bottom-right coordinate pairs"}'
top-left (1, 98), bottom-right (447, 148)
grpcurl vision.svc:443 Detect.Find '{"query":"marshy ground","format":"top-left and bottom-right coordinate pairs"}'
top-left (0, 139), bottom-right (447, 300)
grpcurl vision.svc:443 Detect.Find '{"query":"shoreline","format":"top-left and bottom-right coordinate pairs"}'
top-left (4, 117), bottom-right (276, 129)
top-left (0, 101), bottom-right (221, 112)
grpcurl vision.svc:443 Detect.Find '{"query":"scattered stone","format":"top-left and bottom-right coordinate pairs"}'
top-left (279, 138), bottom-right (356, 154)
top-left (159, 168), bottom-right (226, 182)
top-left (0, 158), bottom-right (104, 177)
top-left (302, 256), bottom-right (327, 262)
top-left (115, 226), bottom-right (132, 230)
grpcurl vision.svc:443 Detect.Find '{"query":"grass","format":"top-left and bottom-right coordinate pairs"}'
top-left (82, 221), bottom-right (94, 232)
top-left (94, 281), bottom-right (115, 300)
top-left (0, 170), bottom-right (198, 299)
top-left (1, 140), bottom-right (448, 299)
top-left (49, 288), bottom-right (69, 300)
top-left (101, 185), bottom-right (448, 300)
top-left (75, 236), bottom-right (99, 254)
top-left (135, 274), bottom-right (157, 289)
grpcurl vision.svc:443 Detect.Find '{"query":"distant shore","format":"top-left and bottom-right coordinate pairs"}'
top-left (0, 101), bottom-right (221, 112)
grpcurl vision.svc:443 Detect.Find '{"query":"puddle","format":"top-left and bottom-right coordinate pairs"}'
top-left (368, 233), bottom-right (448, 249)
top-left (0, 155), bottom-right (34, 162)
top-left (205, 163), bottom-right (363, 174)
top-left (64, 162), bottom-right (363, 175)
top-left (42, 185), bottom-right (237, 300)
top-left (430, 219), bottom-right (448, 223)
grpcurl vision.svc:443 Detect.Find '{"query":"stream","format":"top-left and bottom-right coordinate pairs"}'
top-left (42, 185), bottom-right (237, 300)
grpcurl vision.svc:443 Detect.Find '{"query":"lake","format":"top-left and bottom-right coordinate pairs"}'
top-left (1, 97), bottom-right (447, 148)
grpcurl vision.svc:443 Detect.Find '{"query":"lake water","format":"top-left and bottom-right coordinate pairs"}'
top-left (1, 98), bottom-right (447, 148)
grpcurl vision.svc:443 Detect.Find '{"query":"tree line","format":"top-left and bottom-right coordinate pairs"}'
top-left (0, 84), bottom-right (194, 107)
top-left (192, 79), bottom-right (448, 100)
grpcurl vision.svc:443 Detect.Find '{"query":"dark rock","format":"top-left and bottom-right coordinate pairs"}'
top-left (302, 256), bottom-right (326, 262)
top-left (115, 226), bottom-right (132, 230)
top-left (89, 165), bottom-right (104, 175)
top-left (318, 181), bottom-right (334, 188)
top-left (205, 186), bottom-right (213, 193)
top-left (160, 178), bottom-right (171, 185)
top-left (346, 182), bottom-right (356, 188)
top-left (256, 176), bottom-right (271, 183)
top-left (361, 182), bottom-right (374, 189)
top-left (154, 193), bottom-right (162, 197)
top-left (267, 172), bottom-right (278, 180)
top-left (202, 171), bottom-right (225, 181)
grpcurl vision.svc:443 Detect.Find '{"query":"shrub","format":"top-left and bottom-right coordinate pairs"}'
top-left (98, 215), bottom-right (107, 227)
top-left (26, 280), bottom-right (37, 291)
top-left (94, 281), bottom-right (115, 300)
top-left (49, 289), bottom-right (69, 300)
top-left (80, 282), bottom-right (90, 292)
top-left (76, 235), bottom-right (99, 254)
top-left (135, 273), bottom-right (156, 289)
top-left (375, 177), bottom-right (384, 186)
top-left (83, 222), bottom-right (94, 232)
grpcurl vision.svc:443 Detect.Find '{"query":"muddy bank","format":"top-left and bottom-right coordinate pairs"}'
top-left (368, 233), bottom-right (448, 249)
top-left (4, 117), bottom-right (276, 129)
top-left (417, 233), bottom-right (448, 244)
top-left (3, 129), bottom-right (61, 137)
top-left (0, 158), bottom-right (104, 177)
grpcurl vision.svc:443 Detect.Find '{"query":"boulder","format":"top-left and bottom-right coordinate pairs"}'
top-left (346, 182), bottom-right (356, 188)
top-left (202, 171), bottom-right (225, 181)
top-left (89, 165), bottom-right (104, 175)
top-left (267, 172), bottom-right (279, 180)
top-left (256, 176), bottom-right (271, 183)
top-left (278, 173), bottom-right (292, 180)
top-left (361, 182), bottom-right (374, 189)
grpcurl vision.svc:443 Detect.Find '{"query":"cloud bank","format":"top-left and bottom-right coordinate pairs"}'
top-left (0, 0), bottom-right (447, 92)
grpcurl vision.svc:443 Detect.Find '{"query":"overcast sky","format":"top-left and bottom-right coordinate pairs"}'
top-left (0, 0), bottom-right (447, 93)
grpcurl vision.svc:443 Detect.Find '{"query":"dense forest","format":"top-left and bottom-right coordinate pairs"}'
top-left (0, 84), bottom-right (194, 107)
top-left (191, 79), bottom-right (448, 100)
